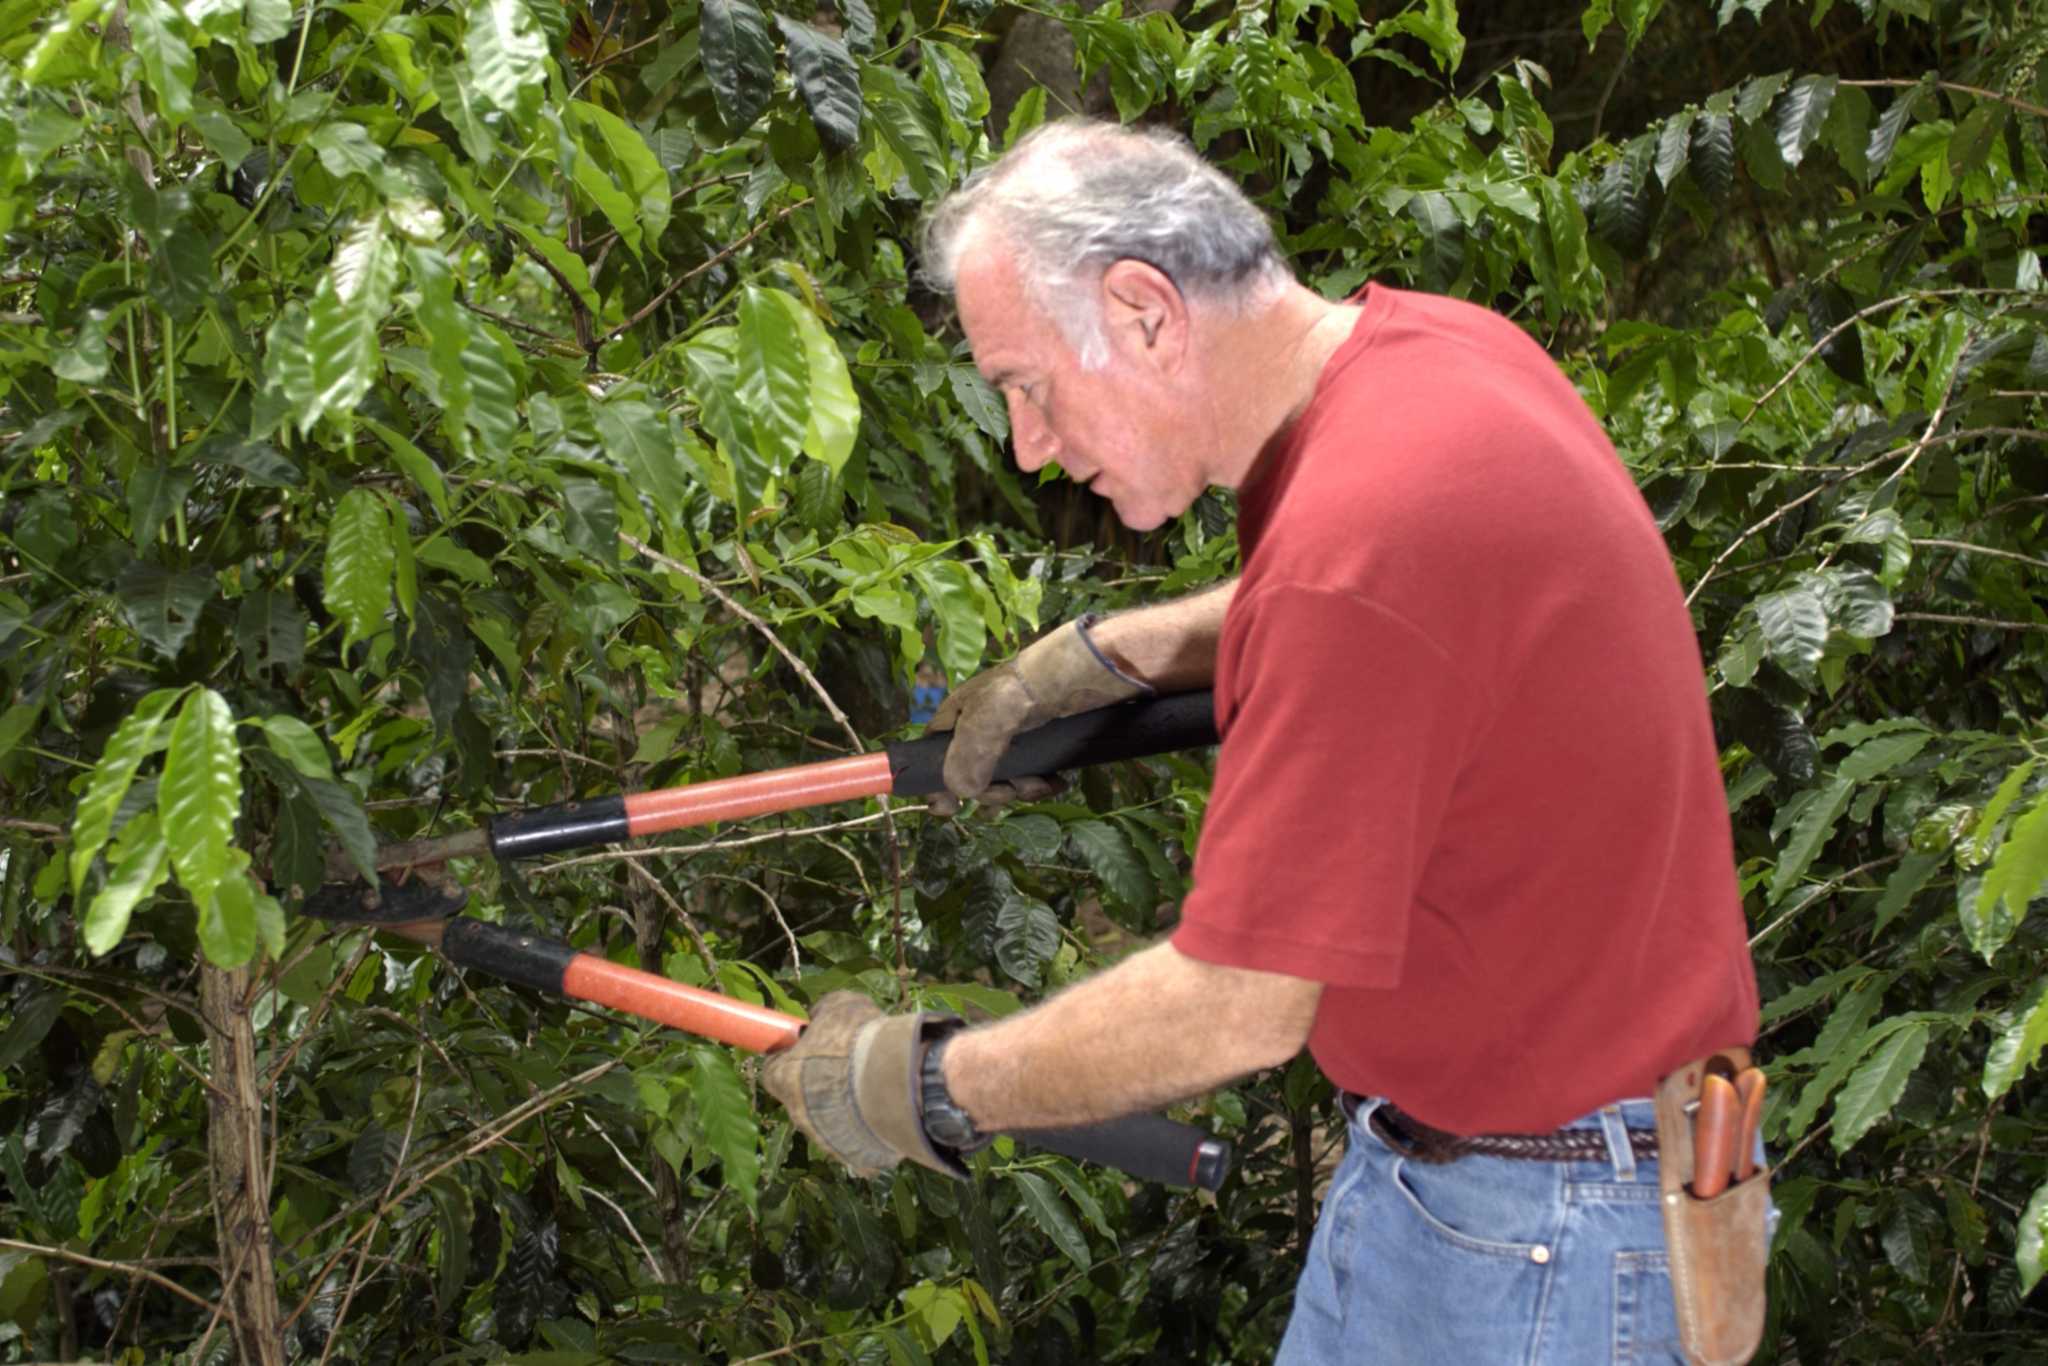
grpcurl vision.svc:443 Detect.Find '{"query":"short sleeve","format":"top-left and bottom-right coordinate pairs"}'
top-left (1171, 583), bottom-right (1483, 988)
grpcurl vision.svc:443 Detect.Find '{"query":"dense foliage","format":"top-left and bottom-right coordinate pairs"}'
top-left (2, 0), bottom-right (2046, 1360)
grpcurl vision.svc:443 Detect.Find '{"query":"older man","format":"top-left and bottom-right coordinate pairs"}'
top-left (764, 120), bottom-right (1764, 1363)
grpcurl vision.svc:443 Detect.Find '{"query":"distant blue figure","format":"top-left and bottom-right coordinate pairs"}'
top-left (910, 682), bottom-right (947, 726)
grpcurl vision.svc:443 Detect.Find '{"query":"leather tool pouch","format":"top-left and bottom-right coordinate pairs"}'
top-left (1654, 1051), bottom-right (1770, 1366)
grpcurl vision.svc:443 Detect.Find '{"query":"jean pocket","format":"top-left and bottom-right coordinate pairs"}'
top-left (1391, 1158), bottom-right (1552, 1260)
top-left (1612, 1249), bottom-right (1684, 1363)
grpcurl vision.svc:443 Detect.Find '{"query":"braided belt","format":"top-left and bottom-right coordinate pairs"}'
top-left (1361, 1098), bottom-right (1660, 1165)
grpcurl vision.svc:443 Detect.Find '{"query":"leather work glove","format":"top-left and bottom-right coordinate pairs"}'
top-left (761, 991), bottom-right (971, 1180)
top-left (926, 615), bottom-right (1151, 813)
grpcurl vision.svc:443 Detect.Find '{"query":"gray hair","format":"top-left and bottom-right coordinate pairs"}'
top-left (921, 120), bottom-right (1290, 367)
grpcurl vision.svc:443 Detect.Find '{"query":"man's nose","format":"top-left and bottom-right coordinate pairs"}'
top-left (1007, 391), bottom-right (1058, 471)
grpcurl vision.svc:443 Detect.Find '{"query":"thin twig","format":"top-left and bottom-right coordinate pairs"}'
top-left (626, 857), bottom-right (720, 979)
top-left (531, 809), bottom-right (920, 871)
top-left (317, 1047), bottom-right (428, 1366)
top-left (1910, 538), bottom-right (2048, 572)
top-left (599, 200), bottom-right (814, 346)
top-left (1896, 612), bottom-right (2048, 633)
top-left (0, 1239), bottom-right (222, 1317)
top-left (583, 1184), bottom-right (665, 1280)
top-left (462, 298), bottom-right (574, 345)
top-left (281, 1059), bottom-right (625, 1333)
top-left (694, 871), bottom-right (801, 974)
top-left (0, 817), bottom-right (64, 836)
top-left (1749, 855), bottom-right (1901, 950)
top-left (1841, 77), bottom-right (2048, 121)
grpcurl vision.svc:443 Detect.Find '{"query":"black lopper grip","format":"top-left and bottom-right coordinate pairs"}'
top-left (887, 690), bottom-right (1219, 797)
top-left (1010, 1113), bottom-right (1233, 1191)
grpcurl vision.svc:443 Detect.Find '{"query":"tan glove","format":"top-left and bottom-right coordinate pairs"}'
top-left (926, 615), bottom-right (1150, 813)
top-left (761, 991), bottom-right (968, 1180)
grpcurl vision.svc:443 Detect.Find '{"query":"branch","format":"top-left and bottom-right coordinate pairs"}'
top-left (1841, 77), bottom-right (2048, 122)
top-left (280, 1059), bottom-right (625, 1334)
top-left (1910, 539), bottom-right (2048, 572)
top-left (1896, 611), bottom-right (2048, 633)
top-left (0, 818), bottom-right (64, 837)
top-left (599, 199), bottom-right (814, 347)
top-left (0, 1238), bottom-right (222, 1317)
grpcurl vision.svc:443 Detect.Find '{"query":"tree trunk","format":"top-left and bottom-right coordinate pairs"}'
top-left (201, 964), bottom-right (285, 1366)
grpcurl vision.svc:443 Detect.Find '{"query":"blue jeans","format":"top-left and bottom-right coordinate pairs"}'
top-left (1277, 1097), bottom-right (1748, 1364)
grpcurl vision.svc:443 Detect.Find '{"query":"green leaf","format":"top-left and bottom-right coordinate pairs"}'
top-left (1831, 1021), bottom-right (1928, 1153)
top-left (1837, 730), bottom-right (1929, 783)
top-left (596, 399), bottom-right (692, 508)
top-left (71, 687), bottom-right (184, 899)
top-left (256, 716), bottom-right (336, 782)
top-left (862, 63), bottom-right (946, 199)
top-left (910, 560), bottom-right (991, 680)
top-left (1067, 820), bottom-right (1155, 914)
top-left (1804, 283), bottom-right (1867, 388)
top-left (244, 0), bottom-right (293, 44)
top-left (1655, 111), bottom-right (1693, 187)
top-left (1690, 112), bottom-right (1735, 199)
top-left (1005, 85), bottom-right (1047, 147)
top-left (1406, 190), bottom-right (1465, 291)
top-left (1866, 82), bottom-right (1925, 178)
top-left (690, 1047), bottom-right (760, 1212)
top-left (773, 291), bottom-right (859, 474)
top-left (302, 775), bottom-right (378, 884)
top-left (0, 702), bottom-right (39, 765)
top-left (1972, 795), bottom-right (2048, 963)
top-left (1595, 140), bottom-right (1654, 256)
top-left (82, 812), bottom-right (171, 956)
top-left (570, 101), bottom-right (670, 255)
top-left (700, 0), bottom-right (776, 134)
top-left (129, 0), bottom-right (195, 124)
top-left (1774, 75), bottom-right (1836, 168)
top-left (778, 17), bottom-right (862, 150)
top-left (2019, 1181), bottom-right (2048, 1296)
top-left (307, 121), bottom-right (383, 177)
top-left (325, 488), bottom-right (396, 652)
top-left (948, 366), bottom-right (1008, 442)
top-left (994, 892), bottom-right (1059, 989)
top-left (298, 273), bottom-right (381, 432)
top-left (465, 0), bottom-right (547, 112)
top-left (1967, 760), bottom-right (2037, 866)
top-left (735, 285), bottom-right (811, 481)
top-left (1009, 1170), bottom-right (1089, 1271)
top-left (1769, 774), bottom-right (1854, 905)
top-left (1983, 977), bottom-right (2048, 1101)
top-left (235, 589), bottom-right (308, 678)
top-left (1755, 584), bottom-right (1827, 682)
top-left (115, 562), bottom-right (215, 659)
top-left (160, 689), bottom-right (245, 955)
top-left (559, 477), bottom-right (619, 564)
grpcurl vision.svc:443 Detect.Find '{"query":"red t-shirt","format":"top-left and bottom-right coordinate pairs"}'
top-left (1172, 285), bottom-right (1759, 1134)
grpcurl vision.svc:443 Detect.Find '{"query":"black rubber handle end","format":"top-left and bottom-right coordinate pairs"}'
top-left (1009, 1113), bottom-right (1233, 1191)
top-left (888, 691), bottom-right (1219, 798)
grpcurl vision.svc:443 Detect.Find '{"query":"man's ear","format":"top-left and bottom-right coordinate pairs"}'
top-left (1100, 260), bottom-right (1188, 373)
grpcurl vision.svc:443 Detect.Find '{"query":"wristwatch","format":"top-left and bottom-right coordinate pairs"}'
top-left (918, 1033), bottom-right (985, 1153)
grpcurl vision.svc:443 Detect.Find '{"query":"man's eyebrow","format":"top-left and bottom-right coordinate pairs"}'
top-left (983, 368), bottom-right (1016, 388)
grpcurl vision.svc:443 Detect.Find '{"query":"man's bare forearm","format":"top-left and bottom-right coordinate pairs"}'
top-left (1090, 580), bottom-right (1236, 692)
top-left (940, 940), bottom-right (1319, 1131)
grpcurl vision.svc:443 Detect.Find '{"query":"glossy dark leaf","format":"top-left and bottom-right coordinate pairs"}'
top-left (1715, 687), bottom-right (1817, 784)
top-left (1067, 819), bottom-right (1155, 914)
top-left (994, 891), bottom-right (1059, 988)
top-left (1406, 190), bottom-right (1465, 290)
top-left (700, 0), bottom-right (776, 134)
top-left (236, 589), bottom-right (308, 679)
top-left (1595, 140), bottom-right (1655, 255)
top-left (0, 990), bottom-right (65, 1072)
top-left (1866, 81), bottom-right (1925, 178)
top-left (115, 561), bottom-right (215, 659)
top-left (1774, 75), bottom-right (1836, 168)
top-left (778, 17), bottom-right (862, 150)
top-left (1805, 282), bottom-right (1868, 387)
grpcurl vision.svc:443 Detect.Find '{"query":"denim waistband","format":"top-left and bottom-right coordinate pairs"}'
top-left (1340, 1093), bottom-right (1660, 1182)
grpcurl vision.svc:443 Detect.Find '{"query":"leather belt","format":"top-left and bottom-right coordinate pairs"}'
top-left (1342, 1093), bottom-right (1660, 1165)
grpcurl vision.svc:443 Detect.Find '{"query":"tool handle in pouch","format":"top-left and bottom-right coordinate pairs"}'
top-left (1654, 1052), bottom-right (1771, 1366)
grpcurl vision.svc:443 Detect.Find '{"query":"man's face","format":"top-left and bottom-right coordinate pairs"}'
top-left (954, 243), bottom-right (1202, 532)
